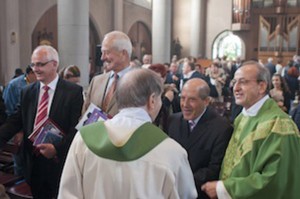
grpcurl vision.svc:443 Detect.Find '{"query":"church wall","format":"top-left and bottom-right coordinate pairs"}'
top-left (123, 1), bottom-right (152, 35)
top-left (206, 0), bottom-right (232, 59)
top-left (173, 0), bottom-right (192, 59)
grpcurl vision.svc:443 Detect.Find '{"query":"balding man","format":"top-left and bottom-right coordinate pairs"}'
top-left (82, 31), bottom-right (132, 116)
top-left (59, 69), bottom-right (197, 199)
top-left (167, 78), bottom-right (232, 199)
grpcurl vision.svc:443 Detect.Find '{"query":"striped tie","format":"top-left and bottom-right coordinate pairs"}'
top-left (102, 73), bottom-right (118, 112)
top-left (34, 85), bottom-right (49, 129)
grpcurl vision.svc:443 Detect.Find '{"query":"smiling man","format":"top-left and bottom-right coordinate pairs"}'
top-left (202, 61), bottom-right (300, 199)
top-left (167, 78), bottom-right (233, 199)
top-left (82, 31), bottom-right (132, 116)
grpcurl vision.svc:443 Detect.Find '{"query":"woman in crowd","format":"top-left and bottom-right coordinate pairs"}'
top-left (270, 74), bottom-right (291, 113)
top-left (206, 62), bottom-right (227, 102)
top-left (59, 65), bottom-right (81, 84)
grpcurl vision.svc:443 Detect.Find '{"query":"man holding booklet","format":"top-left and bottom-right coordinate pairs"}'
top-left (58, 69), bottom-right (198, 198)
top-left (0, 45), bottom-right (83, 199)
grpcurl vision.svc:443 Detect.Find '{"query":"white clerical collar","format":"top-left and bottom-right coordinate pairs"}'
top-left (242, 95), bottom-right (269, 117)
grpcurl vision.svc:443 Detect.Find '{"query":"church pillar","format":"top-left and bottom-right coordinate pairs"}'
top-left (190, 0), bottom-right (206, 58)
top-left (114, 0), bottom-right (123, 31)
top-left (0, 0), bottom-right (20, 85)
top-left (58, 0), bottom-right (89, 87)
top-left (152, 0), bottom-right (172, 63)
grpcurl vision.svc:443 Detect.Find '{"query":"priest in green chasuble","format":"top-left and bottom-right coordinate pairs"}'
top-left (202, 61), bottom-right (300, 199)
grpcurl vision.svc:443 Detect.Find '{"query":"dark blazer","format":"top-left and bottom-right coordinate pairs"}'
top-left (265, 62), bottom-right (276, 77)
top-left (0, 78), bottom-right (83, 198)
top-left (167, 106), bottom-right (233, 199)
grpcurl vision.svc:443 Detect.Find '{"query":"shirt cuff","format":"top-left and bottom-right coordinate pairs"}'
top-left (216, 181), bottom-right (232, 199)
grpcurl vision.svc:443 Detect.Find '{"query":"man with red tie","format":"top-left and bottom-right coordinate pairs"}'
top-left (0, 45), bottom-right (83, 199)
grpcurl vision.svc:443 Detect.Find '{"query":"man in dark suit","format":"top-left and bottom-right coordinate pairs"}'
top-left (265, 57), bottom-right (276, 77)
top-left (0, 45), bottom-right (83, 199)
top-left (167, 78), bottom-right (233, 199)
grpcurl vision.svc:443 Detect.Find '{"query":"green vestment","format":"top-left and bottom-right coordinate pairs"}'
top-left (220, 99), bottom-right (300, 199)
top-left (80, 121), bottom-right (167, 161)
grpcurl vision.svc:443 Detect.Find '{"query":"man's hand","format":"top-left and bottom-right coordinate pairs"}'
top-left (201, 181), bottom-right (218, 199)
top-left (36, 143), bottom-right (57, 159)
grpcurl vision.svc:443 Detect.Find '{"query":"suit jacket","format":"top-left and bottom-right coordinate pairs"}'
top-left (167, 106), bottom-right (233, 199)
top-left (0, 78), bottom-right (83, 194)
top-left (82, 73), bottom-right (118, 117)
top-left (265, 62), bottom-right (276, 77)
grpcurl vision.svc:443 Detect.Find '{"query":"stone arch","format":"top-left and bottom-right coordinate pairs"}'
top-left (31, 5), bottom-right (101, 76)
top-left (128, 21), bottom-right (152, 61)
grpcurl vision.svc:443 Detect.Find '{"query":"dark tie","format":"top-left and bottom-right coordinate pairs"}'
top-left (102, 73), bottom-right (118, 112)
top-left (34, 85), bottom-right (49, 129)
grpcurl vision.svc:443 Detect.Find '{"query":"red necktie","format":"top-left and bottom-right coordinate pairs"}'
top-left (102, 73), bottom-right (118, 112)
top-left (34, 85), bottom-right (49, 129)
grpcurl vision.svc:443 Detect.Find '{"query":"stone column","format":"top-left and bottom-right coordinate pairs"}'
top-left (0, 0), bottom-right (20, 85)
top-left (190, 0), bottom-right (206, 58)
top-left (152, 0), bottom-right (172, 63)
top-left (58, 0), bottom-right (89, 87)
top-left (114, 0), bottom-right (123, 31)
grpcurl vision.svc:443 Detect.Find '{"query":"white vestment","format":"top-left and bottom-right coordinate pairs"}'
top-left (58, 107), bottom-right (197, 199)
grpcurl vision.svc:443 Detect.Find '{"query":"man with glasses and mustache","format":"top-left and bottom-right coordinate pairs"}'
top-left (0, 45), bottom-right (83, 199)
top-left (202, 61), bottom-right (300, 199)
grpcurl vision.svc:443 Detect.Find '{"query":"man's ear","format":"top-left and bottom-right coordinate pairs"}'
top-left (258, 81), bottom-right (268, 94)
top-left (147, 93), bottom-right (156, 111)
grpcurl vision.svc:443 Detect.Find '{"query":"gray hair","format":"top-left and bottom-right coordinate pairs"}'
top-left (32, 45), bottom-right (59, 66)
top-left (103, 31), bottom-right (132, 58)
top-left (116, 68), bottom-right (163, 109)
top-left (241, 60), bottom-right (271, 93)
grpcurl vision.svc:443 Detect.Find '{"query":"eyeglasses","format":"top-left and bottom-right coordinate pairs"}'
top-left (231, 78), bottom-right (259, 86)
top-left (30, 60), bottom-right (54, 68)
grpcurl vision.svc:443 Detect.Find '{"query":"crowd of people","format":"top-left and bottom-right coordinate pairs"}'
top-left (0, 30), bottom-right (300, 199)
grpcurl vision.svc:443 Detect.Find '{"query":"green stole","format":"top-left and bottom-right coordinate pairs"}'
top-left (80, 121), bottom-right (168, 161)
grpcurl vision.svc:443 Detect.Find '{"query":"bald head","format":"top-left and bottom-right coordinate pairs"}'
top-left (183, 78), bottom-right (210, 100)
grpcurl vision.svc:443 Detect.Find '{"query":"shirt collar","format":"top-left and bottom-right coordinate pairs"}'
top-left (110, 66), bottom-right (131, 79)
top-left (40, 74), bottom-right (59, 91)
top-left (189, 107), bottom-right (207, 125)
top-left (242, 95), bottom-right (269, 117)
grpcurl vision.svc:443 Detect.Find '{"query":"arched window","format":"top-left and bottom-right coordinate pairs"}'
top-left (212, 31), bottom-right (244, 60)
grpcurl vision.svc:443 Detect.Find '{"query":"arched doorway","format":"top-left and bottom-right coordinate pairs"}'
top-left (212, 31), bottom-right (245, 60)
top-left (128, 21), bottom-right (152, 61)
top-left (31, 4), bottom-right (101, 76)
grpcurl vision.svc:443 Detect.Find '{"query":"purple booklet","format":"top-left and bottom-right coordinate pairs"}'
top-left (76, 103), bottom-right (110, 130)
top-left (29, 118), bottom-right (64, 148)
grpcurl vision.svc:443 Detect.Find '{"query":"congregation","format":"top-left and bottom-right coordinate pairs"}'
top-left (0, 30), bottom-right (300, 199)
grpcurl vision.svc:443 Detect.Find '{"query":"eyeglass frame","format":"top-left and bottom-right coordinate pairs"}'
top-left (30, 60), bottom-right (54, 68)
top-left (231, 78), bottom-right (261, 86)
